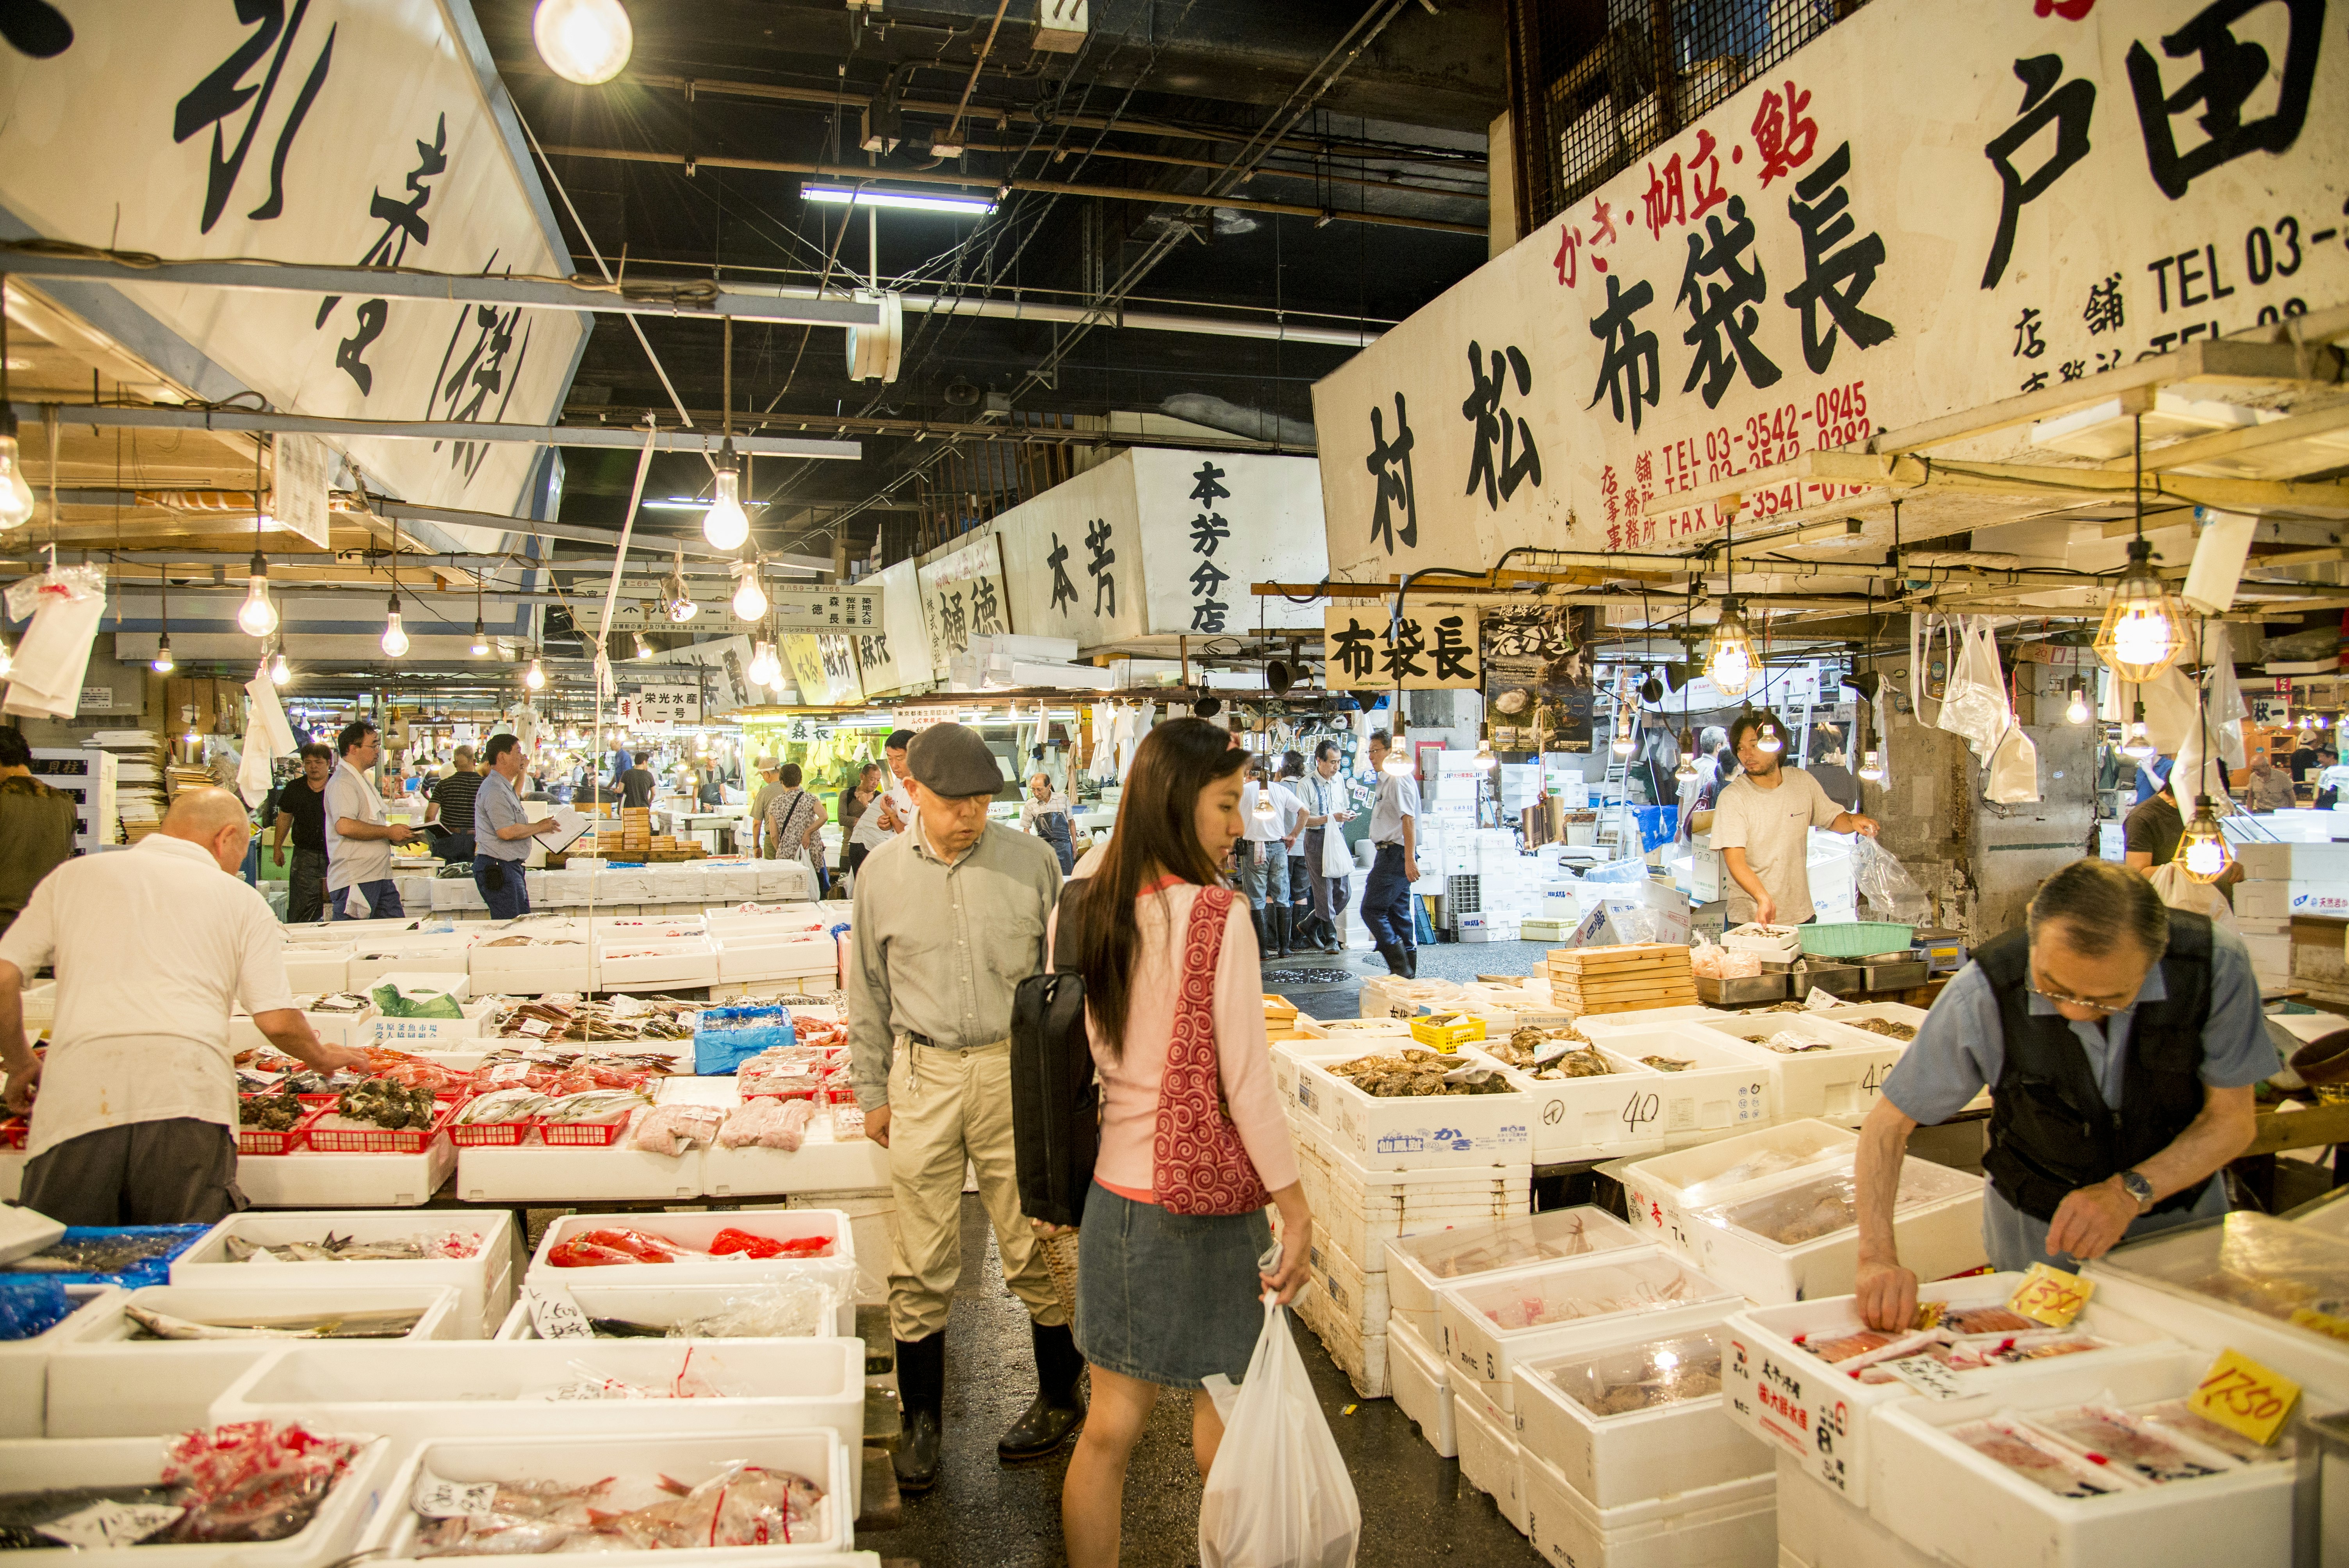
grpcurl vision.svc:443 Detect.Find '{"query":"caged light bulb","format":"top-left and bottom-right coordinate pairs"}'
top-left (1857, 749), bottom-right (1885, 781)
top-left (2174, 797), bottom-right (2235, 884)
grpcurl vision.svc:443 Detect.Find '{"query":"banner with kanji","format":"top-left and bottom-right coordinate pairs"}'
top-left (1322, 604), bottom-right (1483, 691)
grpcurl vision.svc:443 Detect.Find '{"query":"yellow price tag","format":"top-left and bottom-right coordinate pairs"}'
top-left (2186, 1349), bottom-right (2301, 1447)
top-left (2006, 1262), bottom-right (2094, 1327)
top-left (2288, 1306), bottom-right (2349, 1343)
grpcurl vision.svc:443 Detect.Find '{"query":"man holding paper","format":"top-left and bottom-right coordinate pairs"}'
top-left (474, 734), bottom-right (566, 919)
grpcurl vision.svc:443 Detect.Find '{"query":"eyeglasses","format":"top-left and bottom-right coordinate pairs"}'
top-left (2026, 977), bottom-right (2133, 1017)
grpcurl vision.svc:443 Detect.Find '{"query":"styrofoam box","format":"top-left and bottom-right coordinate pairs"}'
top-left (1772, 1451), bottom-right (1939, 1568)
top-left (1716, 1270), bottom-right (2179, 1508)
top-left (1870, 1349), bottom-right (2292, 1568)
top-left (346, 938), bottom-right (472, 988)
top-left (1514, 1320), bottom-right (1770, 1507)
top-left (171, 1209), bottom-right (516, 1338)
top-left (1572, 1006), bottom-right (1731, 1038)
top-left (495, 1275), bottom-right (858, 1342)
top-left (529, 1209), bottom-right (851, 1288)
top-left (2237, 877), bottom-right (2349, 918)
top-left (1523, 1454), bottom-right (1776, 1568)
top-left (1291, 1016), bottom-right (1416, 1041)
top-left (456, 1136), bottom-right (705, 1204)
top-left (231, 1005), bottom-right (379, 1053)
top-left (1807, 1001), bottom-right (1930, 1035)
top-left (281, 946), bottom-right (353, 993)
top-left (1302, 1059), bottom-right (1533, 1170)
top-left (430, 875), bottom-right (487, 911)
top-left (235, 1136), bottom-right (459, 1209)
top-left (1682, 1156), bottom-right (1985, 1305)
top-left (368, 969), bottom-right (471, 1005)
top-left (1299, 1283), bottom-right (1389, 1398)
top-left (716, 936), bottom-right (841, 982)
top-left (1455, 1384), bottom-right (1529, 1534)
top-left (1308, 1230), bottom-right (1388, 1338)
top-left (595, 936), bottom-right (720, 989)
top-left (0, 1434), bottom-right (391, 1568)
top-left (1360, 977), bottom-right (1467, 1021)
top-left (1617, 1120), bottom-right (1861, 1253)
top-left (1495, 1027), bottom-right (1773, 1163)
top-left (702, 1117), bottom-right (891, 1198)
top-left (2235, 838), bottom-right (2349, 881)
top-left (1319, 1141), bottom-right (1533, 1272)
top-left (468, 939), bottom-right (596, 993)
top-left (1436, 1248), bottom-right (1741, 1392)
top-left (1690, 1014), bottom-right (1903, 1121)
top-left (369, 997), bottom-right (499, 1045)
top-left (0, 1285), bottom-right (115, 1436)
top-left (222, 1339), bottom-right (864, 1511)
top-left (44, 1283), bottom-right (463, 1438)
top-left (1387, 1208), bottom-right (1646, 1343)
top-left (358, 1429), bottom-right (855, 1559)
top-left (1272, 1041), bottom-right (1361, 1121)
top-left (1388, 1315), bottom-right (1457, 1458)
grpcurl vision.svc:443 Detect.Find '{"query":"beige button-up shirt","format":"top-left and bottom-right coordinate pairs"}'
top-left (846, 815), bottom-right (1062, 1110)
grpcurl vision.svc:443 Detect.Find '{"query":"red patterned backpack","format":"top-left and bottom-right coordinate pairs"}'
top-left (1154, 885), bottom-right (1273, 1216)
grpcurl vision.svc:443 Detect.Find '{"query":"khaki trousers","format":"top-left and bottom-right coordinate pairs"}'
top-left (885, 1037), bottom-right (1066, 1341)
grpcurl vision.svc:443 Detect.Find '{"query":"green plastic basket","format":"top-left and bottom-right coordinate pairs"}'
top-left (1798, 921), bottom-right (1916, 959)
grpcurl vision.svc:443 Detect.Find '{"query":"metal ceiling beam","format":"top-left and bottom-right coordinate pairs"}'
top-left (0, 244), bottom-right (880, 328)
top-left (11, 402), bottom-right (860, 460)
top-left (370, 499), bottom-right (833, 570)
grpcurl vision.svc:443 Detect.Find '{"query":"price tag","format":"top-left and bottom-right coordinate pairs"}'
top-left (2007, 1262), bottom-right (2094, 1327)
top-left (1882, 1354), bottom-right (1967, 1401)
top-left (2187, 1349), bottom-right (2300, 1447)
top-left (526, 1286), bottom-right (595, 1340)
top-left (2288, 1306), bottom-right (2349, 1342)
top-left (36, 1501), bottom-right (186, 1547)
top-left (516, 1021), bottom-right (553, 1042)
top-left (412, 1469), bottom-right (500, 1521)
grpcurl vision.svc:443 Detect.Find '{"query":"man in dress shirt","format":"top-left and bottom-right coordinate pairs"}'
top-left (0, 789), bottom-right (368, 1223)
top-left (1238, 761), bottom-right (1303, 958)
top-left (846, 723), bottom-right (1076, 1492)
top-left (1296, 740), bottom-right (1354, 954)
top-left (325, 720), bottom-right (422, 919)
top-left (1360, 730), bottom-right (1420, 977)
top-left (474, 734), bottom-right (566, 920)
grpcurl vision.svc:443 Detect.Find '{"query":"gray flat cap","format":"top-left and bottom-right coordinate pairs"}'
top-left (754, 756), bottom-right (780, 771)
top-left (907, 723), bottom-right (1004, 798)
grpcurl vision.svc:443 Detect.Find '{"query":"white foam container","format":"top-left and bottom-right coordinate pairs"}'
top-left (0, 1433), bottom-right (392, 1568)
top-left (346, 938), bottom-right (472, 988)
top-left (230, 1006), bottom-right (380, 1053)
top-left (455, 1135), bottom-right (705, 1204)
top-left (1772, 1451), bottom-right (1939, 1568)
top-left (1487, 1026), bottom-right (1773, 1163)
top-left (1455, 1385), bottom-right (1529, 1534)
top-left (1514, 1320), bottom-right (1772, 1508)
top-left (1616, 1120), bottom-right (1860, 1254)
top-left (1271, 1041), bottom-right (1363, 1121)
top-left (529, 1210), bottom-right (851, 1290)
top-left (702, 1118), bottom-right (891, 1198)
top-left (170, 1209), bottom-right (515, 1338)
top-left (218, 1340), bottom-right (864, 1506)
top-left (43, 1283), bottom-right (463, 1437)
top-left (1870, 1349), bottom-right (2293, 1568)
top-left (595, 937), bottom-right (720, 989)
top-left (1289, 1016), bottom-right (1415, 1042)
top-left (1804, 1001), bottom-right (1930, 1034)
top-left (1523, 1455), bottom-right (1776, 1568)
top-left (1319, 1141), bottom-right (1533, 1272)
top-left (1306, 1231), bottom-right (1387, 1339)
top-left (716, 935), bottom-right (841, 982)
top-left (357, 1428), bottom-right (855, 1559)
top-left (1571, 1006), bottom-right (1731, 1038)
top-left (280, 945), bottom-right (354, 994)
top-left (1720, 1271), bottom-right (2179, 1506)
top-left (1387, 1207), bottom-right (1645, 1343)
top-left (0, 1284), bottom-right (116, 1436)
top-left (1435, 1248), bottom-right (1741, 1394)
top-left (1388, 1315), bottom-right (1456, 1458)
top-left (1681, 1157), bottom-right (1985, 1304)
top-left (369, 998), bottom-right (499, 1046)
top-left (1300, 1059), bottom-right (1534, 1170)
top-left (467, 939), bottom-right (597, 993)
top-left (235, 1138), bottom-right (458, 1209)
top-left (1690, 1014), bottom-right (1903, 1121)
top-left (1295, 1280), bottom-right (1388, 1398)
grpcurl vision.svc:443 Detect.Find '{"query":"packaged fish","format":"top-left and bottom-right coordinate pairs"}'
top-left (223, 1230), bottom-right (482, 1263)
top-left (2133, 1398), bottom-right (2295, 1465)
top-left (627, 1104), bottom-right (724, 1156)
top-left (1530, 1329), bottom-right (1726, 1417)
top-left (1947, 1416), bottom-right (2139, 1498)
top-left (2026, 1401), bottom-right (2237, 1484)
top-left (408, 1464), bottom-right (825, 1556)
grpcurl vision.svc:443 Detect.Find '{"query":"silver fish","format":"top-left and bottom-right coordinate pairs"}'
top-left (125, 1304), bottom-right (425, 1340)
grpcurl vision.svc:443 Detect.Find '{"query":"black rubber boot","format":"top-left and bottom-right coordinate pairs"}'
top-left (1320, 914), bottom-right (1345, 953)
top-left (1376, 940), bottom-right (1409, 976)
top-left (1272, 907), bottom-right (1292, 958)
top-left (1293, 914), bottom-right (1323, 952)
top-left (998, 1320), bottom-right (1087, 1462)
top-left (1250, 905), bottom-right (1270, 954)
top-left (1402, 944), bottom-right (1419, 979)
top-left (893, 1333), bottom-right (946, 1492)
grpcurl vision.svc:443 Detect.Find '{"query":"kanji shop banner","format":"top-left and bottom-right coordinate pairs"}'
top-left (1130, 449), bottom-right (1326, 637)
top-left (780, 632), bottom-right (866, 708)
top-left (915, 532), bottom-right (1012, 681)
top-left (996, 451), bottom-right (1148, 649)
top-left (0, 0), bottom-right (585, 524)
top-left (1322, 604), bottom-right (1483, 691)
top-left (855, 556), bottom-right (928, 698)
top-left (1312, 0), bottom-right (2347, 577)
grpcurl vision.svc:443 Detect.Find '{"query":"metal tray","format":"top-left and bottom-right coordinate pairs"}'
top-left (1696, 973), bottom-right (1789, 1005)
top-left (1790, 960), bottom-right (1864, 996)
top-left (1862, 959), bottom-right (1928, 991)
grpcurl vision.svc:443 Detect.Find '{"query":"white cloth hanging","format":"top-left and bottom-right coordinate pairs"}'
top-left (2, 567), bottom-right (107, 719)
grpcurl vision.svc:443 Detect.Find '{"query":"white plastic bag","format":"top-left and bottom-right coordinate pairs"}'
top-left (1851, 836), bottom-right (1931, 924)
top-left (1198, 1299), bottom-right (1361, 1568)
top-left (2148, 862), bottom-right (2239, 930)
top-left (1939, 618), bottom-right (2012, 759)
top-left (1985, 723), bottom-right (2041, 804)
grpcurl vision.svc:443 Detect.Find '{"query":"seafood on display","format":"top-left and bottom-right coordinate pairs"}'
top-left (493, 1000), bottom-right (697, 1045)
top-left (239, 1091), bottom-right (305, 1131)
top-left (718, 1099), bottom-right (816, 1151)
top-left (1423, 1215), bottom-right (1613, 1279)
top-left (333, 1079), bottom-right (439, 1131)
top-left (1948, 1418), bottom-right (2133, 1498)
top-left (451, 1089), bottom-right (551, 1126)
top-left (1640, 1055), bottom-right (1696, 1074)
top-left (1761, 1030), bottom-right (1836, 1055)
top-left (5, 1233), bottom-right (195, 1276)
top-left (408, 1464), bottom-right (826, 1556)
top-left (1846, 1017), bottom-right (1918, 1041)
top-left (223, 1231), bottom-right (482, 1263)
top-left (1538, 1332), bottom-right (1726, 1417)
top-left (0, 1420), bottom-right (374, 1547)
top-left (0, 1486), bottom-right (189, 1550)
top-left (628, 1105), bottom-right (724, 1156)
top-left (125, 1304), bottom-right (427, 1341)
top-left (1483, 1026), bottom-right (1611, 1079)
top-left (1328, 1049), bottom-right (1514, 1098)
top-left (1479, 1268), bottom-right (1705, 1330)
top-left (544, 1226), bottom-right (834, 1268)
top-left (2027, 1403), bottom-right (2234, 1484)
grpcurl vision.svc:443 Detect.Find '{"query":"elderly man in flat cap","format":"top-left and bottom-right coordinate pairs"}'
top-left (845, 722), bottom-right (1075, 1492)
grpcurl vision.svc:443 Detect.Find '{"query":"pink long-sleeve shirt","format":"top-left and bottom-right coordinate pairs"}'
top-left (1047, 879), bottom-right (1300, 1205)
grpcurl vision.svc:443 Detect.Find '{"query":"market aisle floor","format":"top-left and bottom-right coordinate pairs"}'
top-left (886, 1196), bottom-right (1545, 1567)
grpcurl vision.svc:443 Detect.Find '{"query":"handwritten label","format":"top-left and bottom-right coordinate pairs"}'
top-left (411, 1470), bottom-right (499, 1521)
top-left (2187, 1349), bottom-right (2300, 1447)
top-left (2007, 1262), bottom-right (2093, 1328)
top-left (1882, 1354), bottom-right (1966, 1401)
top-left (526, 1287), bottom-right (595, 1341)
top-left (515, 1020), bottom-right (554, 1042)
top-left (36, 1502), bottom-right (185, 1548)
top-left (2288, 1306), bottom-right (2349, 1342)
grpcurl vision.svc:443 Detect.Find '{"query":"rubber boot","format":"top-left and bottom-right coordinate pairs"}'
top-left (1250, 905), bottom-right (1269, 954)
top-left (1402, 944), bottom-right (1419, 979)
top-left (998, 1320), bottom-right (1087, 1461)
top-left (1272, 906), bottom-right (1292, 958)
top-left (1376, 940), bottom-right (1410, 976)
top-left (892, 1333), bottom-right (946, 1492)
top-left (1321, 912), bottom-right (1346, 953)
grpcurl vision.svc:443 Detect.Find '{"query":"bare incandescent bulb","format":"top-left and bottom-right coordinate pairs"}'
top-left (1756, 723), bottom-right (1784, 755)
top-left (380, 594), bottom-right (409, 658)
top-left (1381, 747), bottom-right (1413, 778)
top-left (525, 656), bottom-right (546, 691)
top-left (270, 647), bottom-right (290, 685)
top-left (731, 565), bottom-right (767, 622)
top-left (237, 551), bottom-right (278, 638)
top-left (2066, 685), bottom-right (2091, 724)
top-left (0, 431), bottom-right (34, 531)
top-left (532, 0), bottom-right (633, 84)
top-left (1252, 788), bottom-right (1277, 820)
top-left (701, 459), bottom-right (749, 552)
top-left (471, 619), bottom-right (489, 657)
top-left (151, 633), bottom-right (175, 675)
top-left (1857, 749), bottom-right (1885, 781)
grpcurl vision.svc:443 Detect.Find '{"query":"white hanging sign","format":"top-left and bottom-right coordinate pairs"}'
top-left (915, 533), bottom-right (1012, 680)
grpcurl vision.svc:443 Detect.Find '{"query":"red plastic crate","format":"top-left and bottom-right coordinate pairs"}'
top-left (449, 1119), bottom-right (532, 1147)
top-left (236, 1119), bottom-right (307, 1155)
top-left (535, 1117), bottom-right (629, 1147)
top-left (300, 1105), bottom-right (450, 1155)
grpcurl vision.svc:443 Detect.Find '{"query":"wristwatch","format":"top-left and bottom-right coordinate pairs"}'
top-left (2118, 1170), bottom-right (2155, 1212)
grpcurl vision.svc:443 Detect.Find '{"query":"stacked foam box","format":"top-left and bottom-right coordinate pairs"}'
top-left (2233, 839), bottom-right (2349, 988)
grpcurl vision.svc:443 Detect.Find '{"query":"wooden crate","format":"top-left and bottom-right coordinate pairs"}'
top-left (1541, 944), bottom-right (1698, 1014)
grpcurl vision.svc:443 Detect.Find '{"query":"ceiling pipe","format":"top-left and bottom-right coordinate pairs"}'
top-left (1157, 393), bottom-right (1319, 447)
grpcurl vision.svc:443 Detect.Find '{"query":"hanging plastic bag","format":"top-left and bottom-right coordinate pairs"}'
top-left (2, 564), bottom-right (108, 719)
top-left (1198, 1298), bottom-right (1361, 1568)
top-left (2148, 862), bottom-right (2238, 930)
top-left (1984, 723), bottom-right (2041, 804)
top-left (1938, 619), bottom-right (2012, 759)
top-left (1850, 836), bottom-right (1931, 924)
top-left (1908, 611), bottom-right (1963, 732)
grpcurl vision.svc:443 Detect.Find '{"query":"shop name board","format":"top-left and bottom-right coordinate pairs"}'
top-left (1311, 0), bottom-right (2348, 577)
top-left (621, 683), bottom-right (699, 726)
top-left (1322, 604), bottom-right (1483, 691)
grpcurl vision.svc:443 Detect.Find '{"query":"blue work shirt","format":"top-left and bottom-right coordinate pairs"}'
top-left (474, 768), bottom-right (535, 862)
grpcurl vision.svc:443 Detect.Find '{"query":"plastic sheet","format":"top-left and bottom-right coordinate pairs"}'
top-left (0, 1275), bottom-right (74, 1340)
top-left (1852, 836), bottom-right (1931, 924)
top-left (159, 1420), bottom-right (366, 1543)
top-left (2, 1224), bottom-right (211, 1288)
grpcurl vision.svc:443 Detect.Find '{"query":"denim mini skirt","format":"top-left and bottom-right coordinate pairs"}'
top-left (1073, 1182), bottom-right (1272, 1390)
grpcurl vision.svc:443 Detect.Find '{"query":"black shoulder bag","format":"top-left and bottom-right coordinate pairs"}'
top-left (1009, 879), bottom-right (1101, 1229)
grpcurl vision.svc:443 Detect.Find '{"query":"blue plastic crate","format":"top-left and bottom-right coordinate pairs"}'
top-left (694, 1005), bottom-right (797, 1075)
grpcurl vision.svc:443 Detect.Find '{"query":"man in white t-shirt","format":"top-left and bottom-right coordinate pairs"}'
top-left (325, 718), bottom-right (423, 919)
top-left (1710, 709), bottom-right (1878, 925)
top-left (1239, 761), bottom-right (1304, 957)
top-left (863, 729), bottom-right (919, 840)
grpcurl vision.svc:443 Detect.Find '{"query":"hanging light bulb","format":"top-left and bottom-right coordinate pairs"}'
top-left (269, 645), bottom-right (290, 685)
top-left (748, 640), bottom-right (779, 686)
top-left (1756, 721), bottom-right (1784, 755)
top-left (470, 618), bottom-right (490, 657)
top-left (532, 0), bottom-right (633, 84)
top-left (0, 632), bottom-right (12, 678)
top-left (701, 446), bottom-right (750, 552)
top-left (2176, 797), bottom-right (2235, 883)
top-left (525, 654), bottom-right (547, 691)
top-left (150, 631), bottom-right (175, 675)
top-left (1857, 749), bottom-right (1886, 781)
top-left (1382, 715), bottom-right (1413, 777)
top-left (236, 550), bottom-right (278, 638)
top-left (2066, 684), bottom-right (2091, 724)
top-left (380, 593), bottom-right (409, 658)
top-left (1471, 727), bottom-right (1497, 771)
top-left (1674, 753), bottom-right (1697, 782)
top-left (666, 552), bottom-right (699, 622)
top-left (1252, 786), bottom-right (1278, 820)
top-left (2120, 700), bottom-right (2156, 759)
top-left (731, 561), bottom-right (767, 622)
top-left (0, 428), bottom-right (33, 531)
top-left (634, 629), bottom-right (652, 659)
top-left (2094, 538), bottom-right (2191, 682)
top-left (1706, 598), bottom-right (1757, 696)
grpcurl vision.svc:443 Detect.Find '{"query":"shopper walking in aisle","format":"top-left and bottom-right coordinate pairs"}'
top-left (1852, 859), bottom-right (2271, 1329)
top-left (845, 723), bottom-right (1075, 1491)
top-left (747, 758), bottom-right (783, 857)
top-left (1046, 718), bottom-right (1311, 1568)
top-left (764, 764), bottom-right (828, 893)
top-left (474, 734), bottom-right (565, 920)
top-left (1711, 708), bottom-right (1878, 927)
top-left (0, 729), bottom-right (78, 943)
top-left (617, 754), bottom-right (659, 810)
top-left (0, 789), bottom-right (371, 1223)
top-left (1236, 761), bottom-right (1301, 957)
top-left (1019, 770), bottom-right (1078, 875)
top-left (325, 720), bottom-right (422, 920)
top-left (1280, 750), bottom-right (1314, 941)
top-left (267, 743), bottom-right (335, 925)
top-left (1360, 730), bottom-right (1420, 976)
top-left (425, 745), bottom-right (483, 864)
top-left (1296, 739), bottom-right (1353, 953)
top-left (839, 763), bottom-right (882, 883)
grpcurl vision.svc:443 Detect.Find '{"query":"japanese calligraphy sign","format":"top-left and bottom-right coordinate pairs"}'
top-left (0, 0), bottom-right (586, 526)
top-left (624, 683), bottom-right (699, 727)
top-left (1312, 0), bottom-right (2347, 577)
top-left (779, 633), bottom-right (865, 707)
top-left (1131, 449), bottom-right (1327, 637)
top-left (855, 556), bottom-right (928, 698)
top-left (915, 532), bottom-right (1012, 681)
top-left (1322, 604), bottom-right (1483, 691)
top-left (994, 452), bottom-right (1147, 648)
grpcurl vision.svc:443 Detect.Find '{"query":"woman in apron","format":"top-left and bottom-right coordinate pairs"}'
top-left (1020, 771), bottom-right (1077, 874)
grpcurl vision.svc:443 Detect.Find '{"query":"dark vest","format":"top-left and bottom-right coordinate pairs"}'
top-left (1975, 914), bottom-right (2215, 1223)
